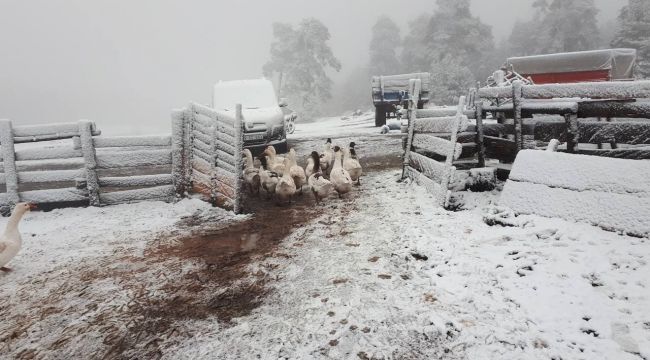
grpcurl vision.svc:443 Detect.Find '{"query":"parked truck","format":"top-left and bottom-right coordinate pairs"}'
top-left (371, 72), bottom-right (431, 127)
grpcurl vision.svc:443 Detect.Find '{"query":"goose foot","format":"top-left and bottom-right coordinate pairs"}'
top-left (1, 267), bottom-right (12, 272)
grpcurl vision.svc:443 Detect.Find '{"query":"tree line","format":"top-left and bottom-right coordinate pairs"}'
top-left (264, 0), bottom-right (650, 118)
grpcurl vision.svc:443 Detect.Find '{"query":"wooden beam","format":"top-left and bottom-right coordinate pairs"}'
top-left (95, 149), bottom-right (172, 169)
top-left (79, 120), bottom-right (101, 206)
top-left (171, 109), bottom-right (186, 195)
top-left (475, 102), bottom-right (486, 167)
top-left (412, 134), bottom-right (462, 160)
top-left (523, 80), bottom-right (650, 100)
top-left (93, 135), bottom-right (171, 148)
top-left (512, 80), bottom-right (524, 152)
top-left (576, 148), bottom-right (650, 159)
top-left (100, 185), bottom-right (175, 205)
top-left (408, 152), bottom-right (447, 183)
top-left (0, 120), bottom-right (19, 204)
top-left (98, 174), bottom-right (173, 188)
top-left (233, 104), bottom-right (244, 214)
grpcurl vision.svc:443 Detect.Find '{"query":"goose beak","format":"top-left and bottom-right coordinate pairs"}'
top-left (28, 203), bottom-right (38, 210)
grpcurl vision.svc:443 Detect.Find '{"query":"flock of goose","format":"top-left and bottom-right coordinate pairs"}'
top-left (242, 139), bottom-right (363, 205)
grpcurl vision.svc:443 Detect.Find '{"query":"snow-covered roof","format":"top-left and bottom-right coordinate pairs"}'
top-left (507, 49), bottom-right (637, 80)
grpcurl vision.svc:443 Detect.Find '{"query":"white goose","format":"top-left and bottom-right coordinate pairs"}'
top-left (308, 152), bottom-right (334, 205)
top-left (343, 142), bottom-right (363, 185)
top-left (319, 138), bottom-right (334, 176)
top-left (287, 149), bottom-right (307, 194)
top-left (275, 157), bottom-right (296, 205)
top-left (330, 146), bottom-right (353, 198)
top-left (258, 155), bottom-right (280, 200)
top-left (1, 203), bottom-right (36, 271)
top-left (242, 149), bottom-right (261, 196)
top-left (263, 146), bottom-right (286, 176)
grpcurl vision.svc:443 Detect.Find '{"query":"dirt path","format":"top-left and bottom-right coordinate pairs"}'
top-left (0, 133), bottom-right (405, 359)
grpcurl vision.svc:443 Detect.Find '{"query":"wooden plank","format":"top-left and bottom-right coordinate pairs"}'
top-left (100, 185), bottom-right (174, 205)
top-left (501, 180), bottom-right (650, 237)
top-left (534, 121), bottom-right (650, 144)
top-left (414, 116), bottom-right (469, 134)
top-left (523, 80), bottom-right (650, 100)
top-left (408, 152), bottom-right (447, 183)
top-left (192, 129), bottom-right (212, 146)
top-left (20, 187), bottom-right (88, 203)
top-left (215, 138), bottom-right (236, 156)
top-left (578, 101), bottom-right (650, 118)
top-left (233, 104), bottom-right (244, 214)
top-left (217, 150), bottom-right (236, 167)
top-left (484, 136), bottom-right (517, 163)
top-left (0, 120), bottom-right (19, 204)
top-left (14, 157), bottom-right (85, 171)
top-left (93, 135), bottom-right (171, 148)
top-left (79, 120), bottom-right (100, 206)
top-left (416, 108), bottom-right (476, 119)
top-left (193, 147), bottom-right (213, 164)
top-left (404, 166), bottom-right (450, 207)
top-left (475, 102), bottom-right (486, 168)
top-left (96, 149), bottom-right (172, 169)
top-left (439, 97), bottom-right (465, 206)
top-left (193, 137), bottom-right (213, 155)
top-left (171, 109), bottom-right (186, 195)
top-left (99, 174), bottom-right (173, 188)
top-left (13, 147), bottom-right (81, 161)
top-left (13, 169), bottom-right (85, 184)
top-left (191, 157), bottom-right (212, 175)
top-left (478, 85), bottom-right (513, 99)
top-left (565, 114), bottom-right (579, 153)
top-left (576, 148), bottom-right (650, 159)
top-left (12, 122), bottom-right (99, 138)
top-left (193, 120), bottom-right (214, 138)
top-left (512, 80), bottom-right (524, 152)
top-left (412, 134), bottom-right (462, 160)
top-left (193, 103), bottom-right (236, 126)
top-left (402, 79), bottom-right (421, 179)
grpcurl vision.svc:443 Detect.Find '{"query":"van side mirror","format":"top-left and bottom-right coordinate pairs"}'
top-left (279, 98), bottom-right (288, 107)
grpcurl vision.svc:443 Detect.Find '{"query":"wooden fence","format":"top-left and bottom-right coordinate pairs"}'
top-left (173, 102), bottom-right (244, 213)
top-left (1, 103), bottom-right (245, 214)
top-left (476, 80), bottom-right (650, 176)
top-left (402, 79), bottom-right (472, 207)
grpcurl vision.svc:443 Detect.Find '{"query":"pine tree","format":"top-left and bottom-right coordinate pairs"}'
top-left (401, 14), bottom-right (433, 72)
top-left (369, 16), bottom-right (401, 76)
top-left (539, 0), bottom-right (601, 53)
top-left (425, 0), bottom-right (495, 80)
top-left (611, 0), bottom-right (650, 78)
top-left (429, 55), bottom-right (476, 105)
top-left (263, 18), bottom-right (341, 117)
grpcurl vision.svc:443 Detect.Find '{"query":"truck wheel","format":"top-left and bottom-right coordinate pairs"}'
top-left (375, 105), bottom-right (386, 127)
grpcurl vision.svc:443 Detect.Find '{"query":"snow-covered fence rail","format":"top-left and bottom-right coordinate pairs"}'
top-left (476, 80), bottom-right (650, 173)
top-left (173, 102), bottom-right (244, 214)
top-left (0, 119), bottom-right (177, 213)
top-left (402, 79), bottom-right (472, 208)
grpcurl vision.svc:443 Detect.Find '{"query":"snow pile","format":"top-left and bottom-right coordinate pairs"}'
top-left (501, 150), bottom-right (650, 237)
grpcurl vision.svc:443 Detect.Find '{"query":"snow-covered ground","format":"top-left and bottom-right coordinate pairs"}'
top-left (1, 114), bottom-right (648, 359)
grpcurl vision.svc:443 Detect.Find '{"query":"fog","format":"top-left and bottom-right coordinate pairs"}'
top-left (0, 0), bottom-right (626, 134)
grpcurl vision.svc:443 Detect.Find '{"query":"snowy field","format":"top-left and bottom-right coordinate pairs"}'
top-left (1, 114), bottom-right (649, 359)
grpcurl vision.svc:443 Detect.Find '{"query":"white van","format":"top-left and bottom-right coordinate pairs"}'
top-left (212, 78), bottom-right (288, 154)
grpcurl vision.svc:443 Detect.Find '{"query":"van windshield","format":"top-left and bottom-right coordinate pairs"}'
top-left (213, 79), bottom-right (278, 110)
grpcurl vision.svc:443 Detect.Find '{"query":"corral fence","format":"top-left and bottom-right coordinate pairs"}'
top-left (0, 103), bottom-right (244, 215)
top-left (172, 103), bottom-right (244, 213)
top-left (476, 80), bottom-right (650, 176)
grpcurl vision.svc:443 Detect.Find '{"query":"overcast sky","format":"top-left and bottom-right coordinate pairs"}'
top-left (0, 0), bottom-right (626, 134)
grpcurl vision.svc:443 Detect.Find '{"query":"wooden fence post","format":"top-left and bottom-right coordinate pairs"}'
top-left (171, 109), bottom-right (186, 196)
top-left (512, 80), bottom-right (524, 153)
top-left (402, 79), bottom-right (421, 179)
top-left (475, 101), bottom-right (486, 168)
top-left (78, 120), bottom-right (101, 206)
top-left (184, 105), bottom-right (194, 188)
top-left (438, 96), bottom-right (465, 207)
top-left (565, 114), bottom-right (580, 153)
top-left (0, 120), bottom-right (20, 205)
top-left (233, 104), bottom-right (244, 214)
